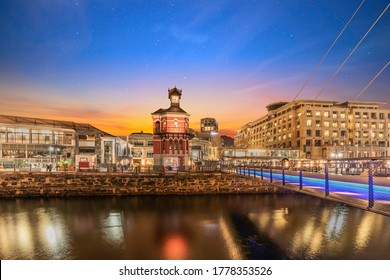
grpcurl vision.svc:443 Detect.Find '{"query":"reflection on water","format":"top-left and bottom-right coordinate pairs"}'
top-left (0, 194), bottom-right (389, 259)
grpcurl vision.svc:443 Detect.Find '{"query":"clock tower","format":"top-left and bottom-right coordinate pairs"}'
top-left (151, 87), bottom-right (191, 172)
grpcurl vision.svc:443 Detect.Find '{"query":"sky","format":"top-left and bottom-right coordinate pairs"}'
top-left (0, 0), bottom-right (389, 137)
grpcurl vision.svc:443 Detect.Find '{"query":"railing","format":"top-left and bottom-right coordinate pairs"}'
top-left (154, 127), bottom-right (189, 134)
top-left (223, 161), bottom-right (390, 216)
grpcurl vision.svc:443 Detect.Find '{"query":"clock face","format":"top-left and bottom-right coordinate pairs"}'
top-left (172, 95), bottom-right (179, 103)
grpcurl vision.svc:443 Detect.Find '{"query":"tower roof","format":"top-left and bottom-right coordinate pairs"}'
top-left (168, 87), bottom-right (182, 99)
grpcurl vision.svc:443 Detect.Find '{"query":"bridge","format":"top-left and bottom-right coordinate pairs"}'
top-left (226, 161), bottom-right (390, 216)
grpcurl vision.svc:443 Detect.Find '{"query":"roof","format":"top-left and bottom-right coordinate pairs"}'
top-left (152, 105), bottom-right (188, 115)
top-left (168, 87), bottom-right (182, 98)
top-left (0, 114), bottom-right (114, 136)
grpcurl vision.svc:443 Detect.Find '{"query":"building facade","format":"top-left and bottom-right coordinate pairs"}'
top-left (0, 114), bottom-right (127, 170)
top-left (200, 117), bottom-right (218, 132)
top-left (151, 88), bottom-right (191, 171)
top-left (127, 132), bottom-right (154, 169)
top-left (235, 100), bottom-right (390, 160)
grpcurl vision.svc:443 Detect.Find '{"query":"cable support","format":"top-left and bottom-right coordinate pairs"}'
top-left (314, 3), bottom-right (390, 101)
top-left (292, 0), bottom-right (366, 101)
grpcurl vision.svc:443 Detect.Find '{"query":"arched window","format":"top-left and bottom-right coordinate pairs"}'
top-left (174, 139), bottom-right (178, 150)
top-left (155, 121), bottom-right (160, 133)
top-left (169, 139), bottom-right (173, 150)
top-left (179, 139), bottom-right (183, 150)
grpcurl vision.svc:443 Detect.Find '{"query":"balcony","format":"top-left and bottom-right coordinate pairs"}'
top-left (154, 127), bottom-right (189, 134)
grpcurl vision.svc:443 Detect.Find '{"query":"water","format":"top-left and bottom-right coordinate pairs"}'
top-left (1, 194), bottom-right (389, 259)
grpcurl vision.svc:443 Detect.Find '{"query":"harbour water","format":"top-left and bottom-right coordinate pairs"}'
top-left (1, 193), bottom-right (389, 259)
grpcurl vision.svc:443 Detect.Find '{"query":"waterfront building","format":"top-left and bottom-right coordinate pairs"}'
top-left (151, 87), bottom-right (191, 171)
top-left (0, 114), bottom-right (127, 170)
top-left (127, 132), bottom-right (154, 169)
top-left (234, 100), bottom-right (390, 160)
top-left (221, 147), bottom-right (300, 166)
top-left (220, 135), bottom-right (234, 147)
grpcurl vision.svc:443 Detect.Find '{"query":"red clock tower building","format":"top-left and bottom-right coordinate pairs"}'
top-left (151, 87), bottom-right (191, 172)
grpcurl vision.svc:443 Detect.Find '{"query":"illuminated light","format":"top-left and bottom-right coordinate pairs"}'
top-left (162, 234), bottom-right (188, 260)
top-left (333, 191), bottom-right (362, 196)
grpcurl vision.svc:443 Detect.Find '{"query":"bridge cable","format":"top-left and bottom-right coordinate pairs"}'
top-left (313, 3), bottom-right (390, 101)
top-left (352, 60), bottom-right (390, 102)
top-left (292, 0), bottom-right (366, 102)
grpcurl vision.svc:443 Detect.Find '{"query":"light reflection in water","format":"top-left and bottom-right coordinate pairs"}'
top-left (0, 195), bottom-right (389, 259)
top-left (101, 211), bottom-right (124, 247)
top-left (325, 206), bottom-right (348, 240)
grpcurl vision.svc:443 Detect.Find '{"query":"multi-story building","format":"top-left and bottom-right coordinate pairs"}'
top-left (235, 100), bottom-right (390, 160)
top-left (0, 114), bottom-right (127, 170)
top-left (200, 117), bottom-right (218, 132)
top-left (127, 132), bottom-right (154, 169)
top-left (151, 87), bottom-right (192, 171)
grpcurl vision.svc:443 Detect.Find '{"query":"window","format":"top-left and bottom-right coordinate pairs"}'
top-left (306, 130), bottom-right (312, 137)
top-left (297, 131), bottom-right (300, 138)
top-left (314, 140), bottom-right (321, 146)
top-left (340, 112), bottom-right (346, 118)
top-left (306, 140), bottom-right (311, 146)
top-left (332, 121), bottom-right (338, 128)
top-left (340, 121), bottom-right (346, 128)
top-left (324, 121), bottom-right (330, 127)
top-left (356, 123), bottom-right (361, 128)
top-left (315, 111), bottom-right (321, 116)
top-left (363, 122), bottom-right (368, 128)
top-left (332, 111), bottom-right (337, 118)
top-left (324, 111), bottom-right (329, 118)
top-left (379, 132), bottom-right (384, 139)
top-left (315, 120), bottom-right (321, 127)
top-left (332, 131), bottom-right (338, 137)
top-left (371, 123), bottom-right (377, 129)
top-left (306, 110), bottom-right (312, 117)
top-left (324, 130), bottom-right (329, 137)
top-left (315, 130), bottom-right (321, 137)
top-left (371, 113), bottom-right (377, 119)
top-left (341, 131), bottom-right (346, 137)
top-left (363, 112), bottom-right (368, 119)
top-left (306, 120), bottom-right (312, 126)
top-left (379, 113), bottom-right (384, 119)
top-left (379, 123), bottom-right (384, 129)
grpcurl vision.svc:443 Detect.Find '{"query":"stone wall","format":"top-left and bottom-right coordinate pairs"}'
top-left (0, 172), bottom-right (291, 198)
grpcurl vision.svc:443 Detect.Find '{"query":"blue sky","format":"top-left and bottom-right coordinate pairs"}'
top-left (0, 0), bottom-right (389, 136)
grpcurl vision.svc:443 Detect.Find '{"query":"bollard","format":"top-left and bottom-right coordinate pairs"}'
top-left (325, 161), bottom-right (329, 196)
top-left (368, 162), bottom-right (374, 209)
top-left (282, 164), bottom-right (285, 186)
top-left (299, 166), bottom-right (303, 191)
top-left (270, 167), bottom-right (273, 183)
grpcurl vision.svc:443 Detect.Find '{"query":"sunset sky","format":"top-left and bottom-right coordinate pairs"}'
top-left (1, 0), bottom-right (389, 137)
